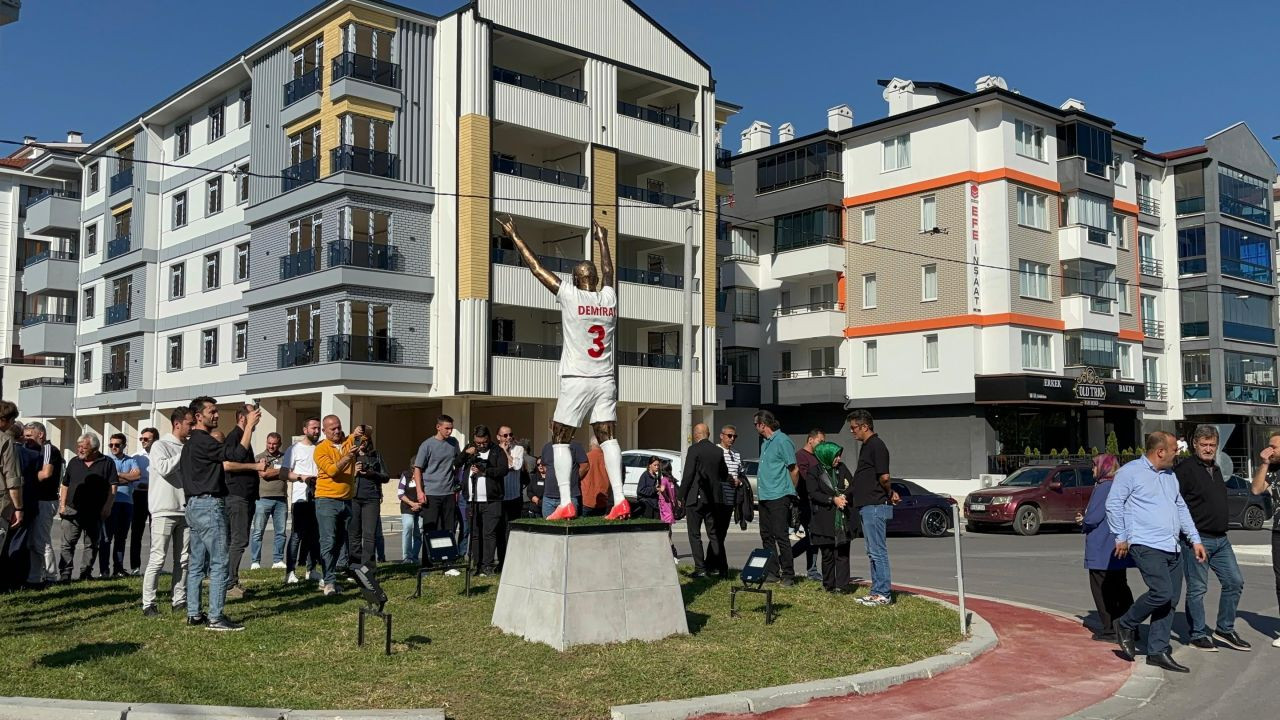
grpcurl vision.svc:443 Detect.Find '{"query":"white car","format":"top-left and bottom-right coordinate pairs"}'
top-left (619, 449), bottom-right (683, 499)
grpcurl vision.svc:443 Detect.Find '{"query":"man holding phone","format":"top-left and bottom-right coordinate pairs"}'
top-left (312, 416), bottom-right (364, 595)
top-left (1250, 431), bottom-right (1280, 649)
top-left (223, 405), bottom-right (269, 599)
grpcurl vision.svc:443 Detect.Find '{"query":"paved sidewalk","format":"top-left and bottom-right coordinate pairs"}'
top-left (724, 590), bottom-right (1134, 720)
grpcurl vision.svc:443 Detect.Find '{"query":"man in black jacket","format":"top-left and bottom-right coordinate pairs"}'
top-left (453, 425), bottom-right (509, 576)
top-left (1175, 424), bottom-right (1249, 651)
top-left (223, 407), bottom-right (261, 599)
top-left (679, 423), bottom-right (729, 578)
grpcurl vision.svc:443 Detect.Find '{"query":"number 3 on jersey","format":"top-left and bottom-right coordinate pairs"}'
top-left (586, 324), bottom-right (606, 358)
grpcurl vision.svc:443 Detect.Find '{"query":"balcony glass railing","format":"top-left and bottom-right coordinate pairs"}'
top-left (1142, 319), bottom-right (1164, 339)
top-left (24, 188), bottom-right (81, 208)
top-left (491, 340), bottom-right (562, 361)
top-left (715, 147), bottom-right (733, 169)
top-left (1220, 198), bottom-right (1270, 227)
top-left (21, 313), bottom-right (76, 327)
top-left (109, 167), bottom-right (133, 195)
top-left (23, 249), bottom-right (78, 268)
top-left (19, 376), bottom-right (72, 389)
top-left (1225, 383), bottom-right (1278, 404)
top-left (1175, 196), bottom-right (1205, 215)
top-left (1181, 320), bottom-right (1209, 337)
top-left (1137, 194), bottom-right (1160, 215)
top-left (491, 247), bottom-right (582, 273)
top-left (105, 303), bottom-right (131, 325)
top-left (493, 155), bottom-right (587, 190)
top-left (715, 365), bottom-right (731, 385)
top-left (284, 67), bottom-right (322, 106)
top-left (282, 157), bottom-right (319, 192)
top-left (1221, 257), bottom-right (1273, 285)
top-left (1177, 256), bottom-right (1206, 275)
top-left (1139, 256), bottom-right (1163, 277)
top-left (618, 266), bottom-right (685, 289)
top-left (618, 351), bottom-right (682, 369)
top-left (106, 235), bottom-right (131, 260)
top-left (617, 183), bottom-right (693, 208)
top-left (331, 145), bottom-right (399, 179)
top-left (775, 232), bottom-right (842, 254)
top-left (492, 66), bottom-right (586, 103)
top-left (617, 100), bottom-right (696, 133)
top-left (329, 239), bottom-right (397, 271)
top-left (1183, 382), bottom-right (1212, 400)
top-left (332, 51), bottom-right (399, 88)
top-left (1086, 227), bottom-right (1111, 246)
top-left (280, 248), bottom-right (321, 280)
top-left (328, 334), bottom-right (398, 364)
top-left (278, 340), bottom-right (318, 369)
top-left (774, 301), bottom-right (844, 316)
top-left (1145, 382), bottom-right (1167, 401)
top-left (774, 368), bottom-right (846, 379)
top-left (102, 371), bottom-right (129, 392)
top-left (1223, 322), bottom-right (1275, 344)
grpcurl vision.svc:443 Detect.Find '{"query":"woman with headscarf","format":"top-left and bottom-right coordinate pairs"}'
top-left (804, 440), bottom-right (855, 593)
top-left (1079, 453), bottom-right (1135, 641)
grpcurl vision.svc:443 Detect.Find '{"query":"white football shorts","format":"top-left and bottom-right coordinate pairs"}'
top-left (552, 375), bottom-right (617, 427)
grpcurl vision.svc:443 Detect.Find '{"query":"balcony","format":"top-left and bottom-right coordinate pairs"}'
top-left (1059, 225), bottom-right (1114, 264)
top-left (19, 315), bottom-right (77, 355)
top-left (1225, 383), bottom-right (1278, 404)
top-left (1137, 194), bottom-right (1160, 216)
top-left (109, 167), bottom-right (132, 195)
top-left (770, 237), bottom-right (844, 281)
top-left (617, 183), bottom-right (693, 208)
top-left (327, 334), bottom-right (398, 364)
top-left (22, 313), bottom-right (75, 327)
top-left (614, 105), bottom-right (701, 168)
top-left (715, 147), bottom-right (733, 169)
top-left (280, 247), bottom-right (322, 280)
top-left (617, 101), bottom-right (696, 134)
top-left (22, 190), bottom-right (81, 235)
top-left (618, 351), bottom-right (682, 369)
top-left (1145, 382), bottom-right (1168, 401)
top-left (1143, 319), bottom-right (1164, 339)
top-left (23, 249), bottom-right (78, 268)
top-left (21, 252), bottom-right (80, 295)
top-left (492, 340), bottom-right (562, 361)
top-left (493, 155), bottom-right (587, 190)
top-left (1176, 196), bottom-right (1205, 215)
top-left (493, 168), bottom-right (591, 228)
top-left (618, 266), bottom-right (687, 290)
top-left (492, 247), bottom-right (580, 274)
top-left (284, 68), bottom-right (322, 106)
top-left (102, 371), bottom-right (129, 393)
top-left (332, 51), bottom-right (399, 88)
top-left (1178, 256), bottom-right (1206, 276)
top-left (774, 302), bottom-right (845, 343)
top-left (1139, 256), bottom-right (1163, 278)
top-left (18, 377), bottom-right (73, 418)
top-left (1223, 322), bottom-right (1274, 344)
top-left (774, 368), bottom-right (847, 405)
top-left (492, 66), bottom-right (585, 103)
top-left (327, 239), bottom-right (398, 271)
top-left (281, 157), bottom-right (319, 192)
top-left (1221, 257), bottom-right (1273, 285)
top-left (105, 303), bottom-right (131, 325)
top-left (106, 235), bottom-right (132, 260)
top-left (1183, 383), bottom-right (1211, 400)
top-left (331, 145), bottom-right (399, 179)
top-left (278, 340), bottom-right (318, 369)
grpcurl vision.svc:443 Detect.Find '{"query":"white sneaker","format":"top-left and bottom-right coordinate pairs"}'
top-left (285, 572), bottom-right (299, 584)
top-left (250, 562), bottom-right (261, 570)
top-left (444, 569), bottom-right (461, 577)
top-left (1272, 636), bottom-right (1280, 648)
top-left (322, 583), bottom-right (336, 596)
top-left (271, 561), bottom-right (286, 570)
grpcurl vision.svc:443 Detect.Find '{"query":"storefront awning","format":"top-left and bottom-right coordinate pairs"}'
top-left (976, 371), bottom-right (1145, 410)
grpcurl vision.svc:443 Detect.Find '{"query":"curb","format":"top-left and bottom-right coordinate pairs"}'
top-left (1058, 662), bottom-right (1165, 720)
top-left (0, 700), bottom-right (445, 720)
top-left (609, 595), bottom-right (996, 720)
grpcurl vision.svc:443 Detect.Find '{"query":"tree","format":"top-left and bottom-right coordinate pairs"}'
top-left (1106, 431), bottom-right (1119, 456)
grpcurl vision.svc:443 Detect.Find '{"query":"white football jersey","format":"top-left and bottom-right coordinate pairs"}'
top-left (556, 281), bottom-right (617, 378)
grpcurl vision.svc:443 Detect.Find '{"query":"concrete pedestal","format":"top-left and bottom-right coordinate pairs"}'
top-left (492, 521), bottom-right (689, 650)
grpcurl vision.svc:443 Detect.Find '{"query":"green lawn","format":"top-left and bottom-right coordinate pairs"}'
top-left (0, 565), bottom-right (959, 719)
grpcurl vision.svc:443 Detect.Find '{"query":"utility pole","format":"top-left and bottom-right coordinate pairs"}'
top-left (676, 199), bottom-right (698, 457)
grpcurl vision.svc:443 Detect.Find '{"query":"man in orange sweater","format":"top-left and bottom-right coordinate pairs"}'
top-left (312, 415), bottom-right (365, 596)
top-left (581, 436), bottom-right (612, 516)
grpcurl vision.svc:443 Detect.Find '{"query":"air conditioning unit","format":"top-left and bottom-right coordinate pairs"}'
top-left (979, 474), bottom-right (1004, 488)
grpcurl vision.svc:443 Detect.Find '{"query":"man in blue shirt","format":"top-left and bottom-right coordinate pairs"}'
top-left (101, 433), bottom-right (142, 578)
top-left (540, 440), bottom-right (587, 518)
top-left (1107, 430), bottom-right (1206, 673)
top-left (754, 410), bottom-right (798, 586)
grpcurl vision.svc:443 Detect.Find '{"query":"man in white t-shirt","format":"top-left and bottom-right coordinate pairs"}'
top-left (282, 417), bottom-right (322, 584)
top-left (498, 216), bottom-right (630, 522)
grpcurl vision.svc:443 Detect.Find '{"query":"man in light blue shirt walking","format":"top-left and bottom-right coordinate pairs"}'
top-left (1107, 430), bottom-right (1207, 673)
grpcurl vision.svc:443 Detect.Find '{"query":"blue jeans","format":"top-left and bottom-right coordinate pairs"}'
top-left (315, 497), bottom-right (351, 586)
top-left (1182, 535), bottom-right (1243, 638)
top-left (1119, 545), bottom-right (1183, 655)
top-left (401, 512), bottom-right (422, 563)
top-left (542, 496), bottom-right (582, 518)
top-left (859, 504), bottom-right (893, 597)
top-left (185, 496), bottom-right (230, 620)
top-left (249, 498), bottom-right (288, 565)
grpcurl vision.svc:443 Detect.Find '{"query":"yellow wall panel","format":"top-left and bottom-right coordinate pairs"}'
top-left (288, 4), bottom-right (396, 50)
top-left (703, 172), bottom-right (717, 328)
top-left (111, 200), bottom-right (133, 215)
top-left (457, 114), bottom-right (491, 300)
top-left (591, 146), bottom-right (618, 265)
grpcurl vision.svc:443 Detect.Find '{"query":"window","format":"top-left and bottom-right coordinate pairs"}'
top-left (1117, 279), bottom-right (1130, 314)
top-left (923, 334), bottom-right (939, 371)
top-left (167, 335), bottom-right (183, 371)
top-left (239, 88), bottom-right (252, 126)
top-left (1018, 260), bottom-right (1050, 300)
top-left (1218, 165), bottom-right (1270, 226)
top-left (921, 264), bottom-right (938, 302)
top-left (208, 102), bottom-right (225, 142)
top-left (175, 122), bottom-right (190, 157)
top-left (1061, 259), bottom-right (1116, 313)
top-left (85, 224), bottom-right (97, 255)
top-left (882, 134), bottom-right (910, 171)
top-left (1015, 120), bottom-right (1045, 160)
top-left (233, 321), bottom-right (248, 361)
top-left (728, 287), bottom-right (759, 321)
top-left (206, 177), bottom-right (222, 215)
top-left (1138, 173), bottom-right (1156, 201)
top-left (728, 228), bottom-right (758, 260)
top-left (1177, 226), bottom-right (1207, 275)
top-left (1180, 290), bottom-right (1208, 337)
top-left (201, 328), bottom-right (218, 366)
top-left (235, 163), bottom-right (249, 204)
top-left (919, 195), bottom-right (937, 232)
top-left (1064, 331), bottom-right (1118, 373)
top-left (1225, 352), bottom-right (1277, 403)
top-left (169, 262), bottom-right (185, 299)
top-left (88, 163), bottom-right (99, 193)
top-left (754, 140), bottom-right (842, 193)
top-left (1021, 332), bottom-right (1053, 371)
top-left (861, 207), bottom-right (876, 243)
top-left (1144, 355), bottom-right (1159, 384)
top-left (864, 340), bottom-right (878, 375)
top-left (1056, 122), bottom-right (1113, 177)
top-left (1016, 188), bottom-right (1048, 229)
top-left (1222, 291), bottom-right (1274, 344)
top-left (172, 191), bottom-right (187, 228)
top-left (1183, 352), bottom-right (1212, 399)
top-left (1114, 215), bottom-right (1127, 249)
top-left (1219, 225), bottom-right (1272, 284)
top-left (862, 273), bottom-right (877, 309)
top-left (1118, 344), bottom-right (1134, 380)
top-left (773, 206), bottom-right (842, 252)
top-left (1174, 162), bottom-right (1206, 214)
top-left (722, 347), bottom-right (759, 384)
top-left (80, 351), bottom-right (92, 383)
top-left (1141, 294), bottom-right (1157, 323)
top-left (1111, 153), bottom-right (1126, 186)
top-left (810, 346), bottom-right (837, 373)
top-left (1065, 191), bottom-right (1112, 233)
top-left (235, 242), bottom-right (250, 282)
top-left (204, 251), bottom-right (220, 290)
top-left (83, 288), bottom-right (95, 319)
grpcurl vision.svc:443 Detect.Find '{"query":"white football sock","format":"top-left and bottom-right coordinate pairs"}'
top-left (552, 443), bottom-right (573, 507)
top-left (601, 439), bottom-right (624, 506)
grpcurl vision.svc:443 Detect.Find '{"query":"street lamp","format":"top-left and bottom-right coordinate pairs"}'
top-left (674, 198), bottom-right (699, 457)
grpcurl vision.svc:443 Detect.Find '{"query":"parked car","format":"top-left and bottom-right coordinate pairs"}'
top-left (1227, 474), bottom-right (1274, 530)
top-left (887, 480), bottom-right (956, 538)
top-left (741, 459), bottom-right (758, 499)
top-left (964, 461), bottom-right (1095, 536)
top-left (619, 449), bottom-right (683, 500)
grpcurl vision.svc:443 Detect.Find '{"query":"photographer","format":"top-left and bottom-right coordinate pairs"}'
top-left (452, 425), bottom-right (508, 576)
top-left (312, 416), bottom-right (364, 596)
top-left (348, 425), bottom-right (388, 569)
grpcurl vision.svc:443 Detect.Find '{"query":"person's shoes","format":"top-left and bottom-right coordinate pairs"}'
top-left (780, 577), bottom-right (795, 587)
top-left (1188, 636), bottom-right (1218, 652)
top-left (857, 594), bottom-right (892, 606)
top-left (763, 574), bottom-right (781, 584)
top-left (547, 503), bottom-right (578, 521)
top-left (207, 616), bottom-right (245, 632)
top-left (307, 569), bottom-right (323, 583)
top-left (285, 572), bottom-right (300, 584)
top-left (1113, 620), bottom-right (1137, 660)
top-left (171, 603), bottom-right (184, 612)
top-left (1273, 636), bottom-right (1280, 648)
top-left (807, 570), bottom-right (823, 582)
top-left (322, 583), bottom-right (337, 596)
top-left (827, 587), bottom-right (853, 595)
top-left (250, 562), bottom-right (261, 570)
top-left (186, 613), bottom-right (209, 627)
top-left (271, 561), bottom-right (286, 570)
top-left (225, 585), bottom-right (246, 600)
top-left (444, 569), bottom-right (461, 577)
top-left (690, 570), bottom-right (707, 579)
top-left (605, 499), bottom-right (631, 521)
top-left (1145, 651), bottom-right (1189, 673)
top-left (142, 605), bottom-right (159, 618)
top-left (1092, 632), bottom-right (1118, 643)
top-left (129, 568), bottom-right (142, 577)
top-left (1214, 630), bottom-right (1251, 651)
top-left (111, 568), bottom-right (128, 578)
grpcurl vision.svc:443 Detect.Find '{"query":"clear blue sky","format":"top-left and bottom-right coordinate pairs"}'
top-left (2, 0), bottom-right (1277, 160)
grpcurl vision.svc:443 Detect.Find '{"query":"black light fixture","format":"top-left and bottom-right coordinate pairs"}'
top-left (413, 530), bottom-right (472, 598)
top-left (347, 564), bottom-right (393, 655)
top-left (730, 548), bottom-right (776, 624)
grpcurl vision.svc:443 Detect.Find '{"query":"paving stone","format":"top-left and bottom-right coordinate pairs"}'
top-left (610, 694), bottom-right (751, 720)
top-left (732, 678), bottom-right (858, 713)
top-left (127, 704), bottom-right (286, 720)
top-left (0, 697), bottom-right (130, 720)
top-left (286, 710), bottom-right (445, 720)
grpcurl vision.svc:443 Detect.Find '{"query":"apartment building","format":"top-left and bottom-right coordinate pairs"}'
top-left (21, 0), bottom-right (722, 468)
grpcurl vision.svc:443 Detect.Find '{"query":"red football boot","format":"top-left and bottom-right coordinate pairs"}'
top-left (604, 498), bottom-right (631, 521)
top-left (547, 502), bottom-right (578, 521)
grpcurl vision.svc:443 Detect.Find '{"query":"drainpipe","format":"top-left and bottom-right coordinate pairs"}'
top-left (140, 118), bottom-right (164, 430)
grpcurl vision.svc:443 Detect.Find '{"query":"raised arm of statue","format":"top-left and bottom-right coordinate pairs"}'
top-left (498, 214), bottom-right (560, 294)
top-left (592, 219), bottom-right (614, 290)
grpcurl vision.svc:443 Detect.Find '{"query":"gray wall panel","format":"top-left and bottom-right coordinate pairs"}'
top-left (396, 20), bottom-right (433, 187)
top-left (249, 45), bottom-right (291, 206)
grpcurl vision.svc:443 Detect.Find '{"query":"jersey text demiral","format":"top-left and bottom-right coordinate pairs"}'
top-left (556, 281), bottom-right (617, 378)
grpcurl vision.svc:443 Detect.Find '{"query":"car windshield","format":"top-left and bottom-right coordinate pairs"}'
top-left (742, 461), bottom-right (758, 474)
top-left (999, 467), bottom-right (1052, 487)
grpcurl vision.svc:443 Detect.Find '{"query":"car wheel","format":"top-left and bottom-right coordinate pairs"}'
top-left (1012, 506), bottom-right (1042, 536)
top-left (1242, 504), bottom-right (1266, 531)
top-left (920, 508), bottom-right (949, 538)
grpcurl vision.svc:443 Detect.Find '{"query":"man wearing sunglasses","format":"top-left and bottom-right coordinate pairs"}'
top-left (101, 433), bottom-right (142, 578)
top-left (716, 426), bottom-right (746, 573)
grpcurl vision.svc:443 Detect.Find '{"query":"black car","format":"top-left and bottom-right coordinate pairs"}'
top-left (887, 480), bottom-right (955, 538)
top-left (1227, 474), bottom-right (1274, 530)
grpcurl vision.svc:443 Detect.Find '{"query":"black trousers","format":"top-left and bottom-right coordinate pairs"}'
top-left (1271, 530), bottom-right (1280, 612)
top-left (59, 515), bottom-right (102, 580)
top-left (421, 494), bottom-right (458, 565)
top-left (349, 497), bottom-right (381, 568)
top-left (710, 503), bottom-right (734, 575)
top-left (224, 495), bottom-right (252, 586)
top-left (685, 501), bottom-right (723, 574)
top-left (287, 500), bottom-right (320, 574)
top-left (1088, 568), bottom-right (1135, 634)
top-left (819, 541), bottom-right (851, 591)
top-left (469, 500), bottom-right (503, 573)
top-left (758, 497), bottom-right (795, 580)
top-left (498, 498), bottom-right (523, 565)
top-left (99, 502), bottom-right (132, 574)
top-left (129, 489), bottom-right (149, 571)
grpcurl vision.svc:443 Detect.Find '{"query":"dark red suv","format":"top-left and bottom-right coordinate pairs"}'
top-left (963, 461), bottom-right (1096, 536)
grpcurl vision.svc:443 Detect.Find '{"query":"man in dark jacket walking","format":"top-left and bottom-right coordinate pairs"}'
top-left (679, 423), bottom-right (729, 578)
top-left (454, 425), bottom-right (509, 576)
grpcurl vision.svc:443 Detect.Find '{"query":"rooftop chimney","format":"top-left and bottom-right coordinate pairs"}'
top-left (739, 120), bottom-right (772, 153)
top-left (778, 122), bottom-right (795, 143)
top-left (22, 136), bottom-right (35, 144)
top-left (974, 75), bottom-right (1008, 92)
top-left (66, 130), bottom-right (83, 143)
top-left (1060, 98), bottom-right (1086, 112)
top-left (827, 105), bottom-right (853, 132)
